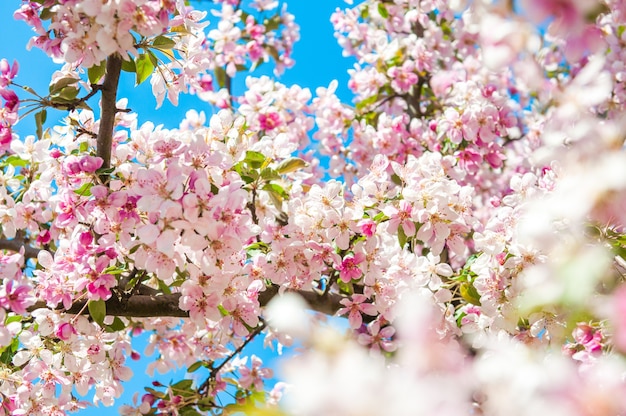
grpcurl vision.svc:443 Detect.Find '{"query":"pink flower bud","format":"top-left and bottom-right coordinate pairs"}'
top-left (141, 393), bottom-right (155, 406)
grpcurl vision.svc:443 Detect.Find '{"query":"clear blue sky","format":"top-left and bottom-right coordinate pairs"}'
top-left (0, 0), bottom-right (355, 413)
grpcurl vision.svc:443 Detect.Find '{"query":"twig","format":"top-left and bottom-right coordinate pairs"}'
top-left (198, 321), bottom-right (266, 396)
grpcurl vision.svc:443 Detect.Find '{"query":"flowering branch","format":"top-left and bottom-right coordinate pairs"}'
top-left (27, 283), bottom-right (348, 318)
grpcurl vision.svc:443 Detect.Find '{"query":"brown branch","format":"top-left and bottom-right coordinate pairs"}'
top-left (97, 54), bottom-right (123, 176)
top-left (0, 237), bottom-right (44, 259)
top-left (28, 284), bottom-right (347, 318)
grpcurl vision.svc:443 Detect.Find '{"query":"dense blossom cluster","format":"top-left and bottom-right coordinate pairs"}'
top-left (1, 0), bottom-right (626, 415)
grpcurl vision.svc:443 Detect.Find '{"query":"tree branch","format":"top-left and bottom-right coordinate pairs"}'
top-left (97, 54), bottom-right (123, 175)
top-left (28, 284), bottom-right (347, 318)
top-left (0, 237), bottom-right (44, 259)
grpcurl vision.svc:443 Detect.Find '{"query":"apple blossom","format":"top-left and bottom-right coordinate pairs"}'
top-left (2, 0), bottom-right (626, 415)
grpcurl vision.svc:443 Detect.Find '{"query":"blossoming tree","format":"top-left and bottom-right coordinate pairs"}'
top-left (2, 0), bottom-right (626, 414)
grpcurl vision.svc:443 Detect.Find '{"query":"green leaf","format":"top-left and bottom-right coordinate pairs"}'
top-left (95, 166), bottom-right (116, 176)
top-left (153, 35), bottom-right (176, 49)
top-left (49, 77), bottom-right (79, 95)
top-left (39, 7), bottom-right (53, 20)
top-left (218, 305), bottom-right (229, 317)
top-left (135, 54), bottom-right (155, 85)
top-left (171, 379), bottom-right (194, 395)
top-left (179, 409), bottom-right (203, 416)
top-left (355, 93), bottom-right (379, 111)
top-left (6, 155), bottom-right (28, 168)
top-left (55, 86), bottom-right (80, 101)
top-left (262, 183), bottom-right (288, 208)
top-left (197, 397), bottom-right (216, 411)
top-left (79, 141), bottom-right (89, 152)
top-left (88, 61), bottom-right (106, 84)
top-left (244, 151), bottom-right (267, 169)
top-left (377, 3), bottom-right (389, 18)
top-left (260, 168), bottom-right (280, 181)
top-left (73, 182), bottom-right (93, 197)
top-left (397, 223), bottom-right (408, 249)
top-left (105, 317), bottom-right (126, 332)
top-left (34, 109), bottom-right (46, 139)
top-left (214, 66), bottom-right (226, 89)
top-left (246, 241), bottom-right (269, 252)
top-left (5, 315), bottom-right (22, 325)
top-left (128, 244), bottom-right (142, 255)
top-left (147, 50), bottom-right (159, 67)
top-left (337, 279), bottom-right (353, 295)
top-left (121, 58), bottom-right (136, 73)
top-left (276, 157), bottom-right (307, 174)
top-left (187, 361), bottom-right (205, 373)
top-left (264, 15), bottom-right (282, 32)
top-left (88, 299), bottom-right (106, 326)
top-left (170, 25), bottom-right (192, 34)
top-left (102, 265), bottom-right (124, 275)
top-left (145, 387), bottom-right (166, 399)
top-left (460, 282), bottom-right (482, 306)
top-left (157, 278), bottom-right (172, 295)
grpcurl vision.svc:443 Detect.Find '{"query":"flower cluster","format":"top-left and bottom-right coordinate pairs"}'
top-left (2, 0), bottom-right (626, 415)
top-left (0, 59), bottom-right (18, 154)
top-left (14, 0), bottom-right (179, 67)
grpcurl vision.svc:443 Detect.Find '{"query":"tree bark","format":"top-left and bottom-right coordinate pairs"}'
top-left (28, 284), bottom-right (347, 318)
top-left (96, 55), bottom-right (123, 173)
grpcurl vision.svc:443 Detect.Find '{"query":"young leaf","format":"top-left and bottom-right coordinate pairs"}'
top-left (187, 361), bottom-right (205, 373)
top-left (88, 61), bottom-right (106, 83)
top-left (88, 299), bottom-right (106, 326)
top-left (276, 157), bottom-right (308, 174)
top-left (49, 77), bottom-right (79, 95)
top-left (34, 109), bottom-right (47, 139)
top-left (121, 58), bottom-right (136, 73)
top-left (244, 151), bottom-right (267, 169)
top-left (172, 379), bottom-right (194, 392)
top-left (73, 182), bottom-right (93, 197)
top-left (378, 3), bottom-right (389, 18)
top-left (135, 54), bottom-right (154, 85)
top-left (105, 317), bottom-right (126, 332)
top-left (214, 66), bottom-right (226, 89)
top-left (460, 282), bottom-right (482, 306)
top-left (153, 35), bottom-right (176, 49)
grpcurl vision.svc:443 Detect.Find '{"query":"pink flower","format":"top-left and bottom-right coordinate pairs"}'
top-left (259, 112), bottom-right (282, 131)
top-left (383, 200), bottom-right (416, 237)
top-left (0, 280), bottom-right (34, 314)
top-left (239, 355), bottom-right (273, 391)
top-left (337, 294), bottom-right (378, 329)
top-left (357, 218), bottom-right (377, 237)
top-left (388, 61), bottom-right (418, 94)
top-left (55, 322), bottom-right (77, 341)
top-left (358, 320), bottom-right (396, 352)
top-left (86, 273), bottom-right (116, 301)
top-left (337, 252), bottom-right (365, 283)
top-left (613, 285), bottom-right (626, 353)
top-left (78, 155), bottom-right (104, 173)
top-left (0, 59), bottom-right (18, 88)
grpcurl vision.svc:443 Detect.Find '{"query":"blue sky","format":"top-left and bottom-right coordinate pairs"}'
top-left (0, 0), bottom-right (355, 413)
